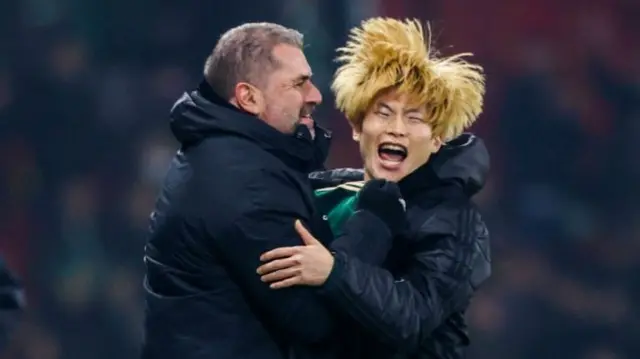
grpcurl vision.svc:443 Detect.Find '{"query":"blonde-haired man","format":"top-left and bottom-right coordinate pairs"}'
top-left (258, 18), bottom-right (491, 358)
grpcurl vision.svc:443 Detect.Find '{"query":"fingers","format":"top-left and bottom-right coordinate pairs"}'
top-left (260, 221), bottom-right (320, 264)
top-left (257, 255), bottom-right (304, 289)
top-left (260, 267), bottom-right (300, 283)
top-left (269, 276), bottom-right (301, 289)
top-left (257, 255), bottom-right (301, 275)
top-left (260, 246), bottom-right (303, 262)
top-left (295, 220), bottom-right (320, 246)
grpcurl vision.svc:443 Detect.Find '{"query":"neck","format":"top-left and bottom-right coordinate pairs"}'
top-left (363, 169), bottom-right (372, 182)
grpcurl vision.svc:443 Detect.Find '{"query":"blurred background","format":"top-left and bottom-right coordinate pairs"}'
top-left (1, 0), bottom-right (639, 358)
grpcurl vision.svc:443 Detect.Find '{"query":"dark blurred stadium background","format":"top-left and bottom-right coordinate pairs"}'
top-left (1, 0), bottom-right (639, 358)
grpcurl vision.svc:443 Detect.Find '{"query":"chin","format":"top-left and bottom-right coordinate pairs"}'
top-left (369, 166), bottom-right (407, 182)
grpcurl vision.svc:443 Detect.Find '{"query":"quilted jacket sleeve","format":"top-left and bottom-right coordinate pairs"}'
top-left (308, 168), bottom-right (365, 189)
top-left (319, 206), bottom-right (491, 354)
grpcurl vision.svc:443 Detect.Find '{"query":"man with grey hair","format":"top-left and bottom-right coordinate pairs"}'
top-left (202, 22), bottom-right (319, 137)
top-left (141, 22), bottom-right (406, 359)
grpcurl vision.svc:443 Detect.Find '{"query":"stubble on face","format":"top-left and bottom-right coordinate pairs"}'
top-left (258, 44), bottom-right (318, 136)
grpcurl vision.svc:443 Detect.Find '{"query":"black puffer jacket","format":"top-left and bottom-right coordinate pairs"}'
top-left (142, 81), bottom-right (397, 359)
top-left (310, 133), bottom-right (492, 359)
top-left (0, 258), bottom-right (24, 350)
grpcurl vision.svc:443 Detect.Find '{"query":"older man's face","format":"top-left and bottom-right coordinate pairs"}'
top-left (258, 44), bottom-right (322, 137)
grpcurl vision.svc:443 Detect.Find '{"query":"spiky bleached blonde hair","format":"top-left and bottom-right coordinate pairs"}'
top-left (332, 18), bottom-right (485, 141)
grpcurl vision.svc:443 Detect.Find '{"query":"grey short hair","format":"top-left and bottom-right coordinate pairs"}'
top-left (203, 22), bottom-right (304, 99)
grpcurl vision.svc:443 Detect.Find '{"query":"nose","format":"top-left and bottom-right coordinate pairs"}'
top-left (386, 115), bottom-right (408, 136)
top-left (305, 81), bottom-right (323, 105)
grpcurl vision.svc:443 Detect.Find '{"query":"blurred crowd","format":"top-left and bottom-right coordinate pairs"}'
top-left (1, 0), bottom-right (639, 358)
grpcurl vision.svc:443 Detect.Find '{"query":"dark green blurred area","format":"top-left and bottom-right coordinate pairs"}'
top-left (0, 0), bottom-right (639, 358)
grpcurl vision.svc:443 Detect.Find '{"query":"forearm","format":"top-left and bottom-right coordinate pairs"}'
top-left (319, 253), bottom-right (445, 353)
top-left (329, 210), bottom-right (393, 265)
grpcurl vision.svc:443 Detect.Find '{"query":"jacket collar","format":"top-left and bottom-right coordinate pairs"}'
top-left (398, 133), bottom-right (489, 201)
top-left (170, 80), bottom-right (331, 172)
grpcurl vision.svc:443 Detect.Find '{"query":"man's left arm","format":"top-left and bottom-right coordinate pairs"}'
top-left (319, 209), bottom-right (490, 354)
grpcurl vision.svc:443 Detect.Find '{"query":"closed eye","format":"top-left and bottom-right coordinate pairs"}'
top-left (293, 74), bottom-right (312, 88)
top-left (376, 103), bottom-right (395, 118)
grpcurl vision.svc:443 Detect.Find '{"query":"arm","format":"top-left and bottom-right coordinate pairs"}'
top-left (320, 208), bottom-right (491, 353)
top-left (201, 172), bottom-right (336, 343)
top-left (203, 172), bottom-right (401, 344)
top-left (328, 209), bottom-right (395, 265)
top-left (220, 208), bottom-right (335, 343)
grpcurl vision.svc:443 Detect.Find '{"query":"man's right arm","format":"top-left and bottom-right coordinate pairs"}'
top-left (200, 170), bottom-right (337, 343)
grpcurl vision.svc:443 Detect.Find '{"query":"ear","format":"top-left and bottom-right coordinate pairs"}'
top-left (351, 128), bottom-right (360, 142)
top-left (431, 136), bottom-right (443, 153)
top-left (234, 82), bottom-right (263, 115)
top-left (351, 124), bottom-right (361, 142)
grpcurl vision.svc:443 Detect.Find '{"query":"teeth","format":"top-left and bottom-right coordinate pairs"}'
top-left (380, 143), bottom-right (406, 152)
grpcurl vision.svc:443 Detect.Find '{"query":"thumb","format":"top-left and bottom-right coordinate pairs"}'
top-left (295, 220), bottom-right (321, 246)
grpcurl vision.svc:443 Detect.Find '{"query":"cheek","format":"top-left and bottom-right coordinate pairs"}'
top-left (281, 91), bottom-right (304, 114)
top-left (286, 89), bottom-right (304, 104)
top-left (267, 89), bottom-right (297, 107)
top-left (412, 148), bottom-right (431, 168)
top-left (354, 132), bottom-right (372, 162)
top-left (358, 138), bottom-right (371, 161)
top-left (357, 116), bottom-right (385, 160)
top-left (261, 92), bottom-right (278, 110)
top-left (408, 138), bottom-right (435, 167)
top-left (356, 128), bottom-right (375, 157)
top-left (358, 118), bottom-right (380, 143)
top-left (266, 100), bottom-right (290, 118)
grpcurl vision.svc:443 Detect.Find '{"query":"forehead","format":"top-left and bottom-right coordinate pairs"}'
top-left (375, 90), bottom-right (424, 109)
top-left (271, 44), bottom-right (311, 78)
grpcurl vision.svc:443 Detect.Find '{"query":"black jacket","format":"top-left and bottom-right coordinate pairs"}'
top-left (0, 258), bottom-right (23, 350)
top-left (142, 82), bottom-right (391, 359)
top-left (310, 134), bottom-right (492, 359)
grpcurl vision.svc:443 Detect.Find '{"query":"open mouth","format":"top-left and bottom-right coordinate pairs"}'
top-left (300, 106), bottom-right (314, 121)
top-left (298, 107), bottom-right (316, 138)
top-left (378, 142), bottom-right (408, 163)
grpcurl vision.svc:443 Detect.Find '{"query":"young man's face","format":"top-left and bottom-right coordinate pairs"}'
top-left (354, 90), bottom-right (442, 182)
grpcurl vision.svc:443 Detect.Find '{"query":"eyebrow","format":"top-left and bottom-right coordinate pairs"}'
top-left (378, 103), bottom-right (424, 116)
top-left (294, 73), bottom-right (312, 83)
top-left (405, 107), bottom-right (423, 115)
top-left (378, 103), bottom-right (395, 113)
